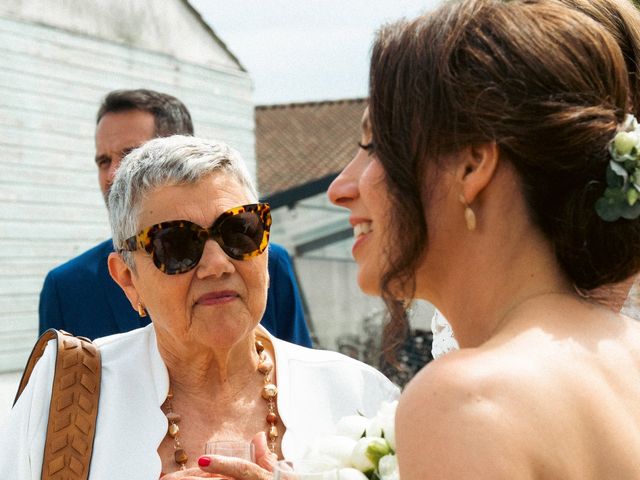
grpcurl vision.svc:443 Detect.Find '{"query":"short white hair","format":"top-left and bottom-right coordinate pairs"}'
top-left (108, 135), bottom-right (258, 267)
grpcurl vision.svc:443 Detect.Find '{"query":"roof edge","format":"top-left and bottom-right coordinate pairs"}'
top-left (256, 97), bottom-right (367, 111)
top-left (182, 0), bottom-right (246, 72)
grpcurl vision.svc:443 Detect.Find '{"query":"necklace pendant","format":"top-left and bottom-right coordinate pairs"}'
top-left (174, 447), bottom-right (188, 466)
top-left (258, 360), bottom-right (273, 374)
top-left (162, 337), bottom-right (282, 468)
top-left (166, 412), bottom-right (181, 423)
top-left (168, 422), bottom-right (180, 438)
top-left (262, 383), bottom-right (278, 399)
top-left (266, 411), bottom-right (278, 423)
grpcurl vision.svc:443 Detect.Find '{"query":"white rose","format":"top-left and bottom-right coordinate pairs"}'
top-left (301, 451), bottom-right (342, 468)
top-left (351, 436), bottom-right (390, 472)
top-left (378, 454), bottom-right (400, 480)
top-left (615, 131), bottom-right (639, 156)
top-left (377, 402), bottom-right (398, 450)
top-left (336, 415), bottom-right (370, 440)
top-left (366, 416), bottom-right (383, 438)
top-left (338, 468), bottom-right (369, 480)
top-left (379, 420), bottom-right (395, 450)
top-left (309, 435), bottom-right (357, 468)
top-left (350, 437), bottom-right (377, 472)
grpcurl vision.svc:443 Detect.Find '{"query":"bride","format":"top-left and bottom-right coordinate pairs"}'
top-left (328, 0), bottom-right (640, 477)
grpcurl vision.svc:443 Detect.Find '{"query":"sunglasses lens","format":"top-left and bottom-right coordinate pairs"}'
top-left (152, 223), bottom-right (205, 274)
top-left (132, 206), bottom-right (269, 275)
top-left (218, 211), bottom-right (266, 259)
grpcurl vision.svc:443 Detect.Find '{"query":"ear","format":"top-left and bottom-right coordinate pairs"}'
top-left (456, 142), bottom-right (500, 204)
top-left (107, 252), bottom-right (140, 310)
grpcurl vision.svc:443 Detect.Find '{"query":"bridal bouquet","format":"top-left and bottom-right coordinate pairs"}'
top-left (302, 401), bottom-right (400, 480)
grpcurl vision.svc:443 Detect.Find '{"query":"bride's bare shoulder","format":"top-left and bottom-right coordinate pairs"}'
top-left (395, 313), bottom-right (640, 479)
top-left (394, 348), bottom-right (556, 479)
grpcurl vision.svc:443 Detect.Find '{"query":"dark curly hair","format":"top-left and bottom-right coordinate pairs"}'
top-left (369, 0), bottom-right (640, 354)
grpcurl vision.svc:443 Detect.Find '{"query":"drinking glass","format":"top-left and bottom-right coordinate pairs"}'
top-left (273, 459), bottom-right (339, 480)
top-left (204, 440), bottom-right (255, 462)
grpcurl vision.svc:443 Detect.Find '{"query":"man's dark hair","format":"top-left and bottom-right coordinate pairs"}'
top-left (96, 89), bottom-right (194, 137)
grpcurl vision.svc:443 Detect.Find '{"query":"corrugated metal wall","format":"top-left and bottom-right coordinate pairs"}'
top-left (0, 15), bottom-right (254, 371)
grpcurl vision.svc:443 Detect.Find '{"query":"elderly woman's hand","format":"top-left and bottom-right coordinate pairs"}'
top-left (197, 432), bottom-right (278, 480)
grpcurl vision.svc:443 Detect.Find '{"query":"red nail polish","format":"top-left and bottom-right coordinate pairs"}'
top-left (198, 456), bottom-right (211, 467)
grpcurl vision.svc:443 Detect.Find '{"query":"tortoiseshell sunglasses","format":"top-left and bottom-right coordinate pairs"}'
top-left (120, 203), bottom-right (271, 275)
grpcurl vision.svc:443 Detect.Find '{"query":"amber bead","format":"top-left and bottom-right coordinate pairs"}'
top-left (174, 448), bottom-right (188, 465)
top-left (262, 384), bottom-right (278, 399)
top-left (168, 423), bottom-right (180, 438)
top-left (266, 412), bottom-right (278, 424)
top-left (269, 425), bottom-right (279, 439)
top-left (258, 361), bottom-right (273, 375)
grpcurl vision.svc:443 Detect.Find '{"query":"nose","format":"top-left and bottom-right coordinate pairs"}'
top-left (195, 239), bottom-right (236, 279)
top-left (328, 153), bottom-right (363, 208)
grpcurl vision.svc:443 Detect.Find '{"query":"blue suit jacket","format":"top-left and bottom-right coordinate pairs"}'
top-left (39, 239), bottom-right (312, 346)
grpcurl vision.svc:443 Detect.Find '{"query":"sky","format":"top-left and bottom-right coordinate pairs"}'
top-left (188, 0), bottom-right (442, 105)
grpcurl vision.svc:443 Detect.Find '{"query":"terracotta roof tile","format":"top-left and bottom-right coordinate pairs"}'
top-left (256, 98), bottom-right (367, 196)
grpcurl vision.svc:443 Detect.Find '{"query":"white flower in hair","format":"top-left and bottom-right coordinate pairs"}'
top-left (596, 113), bottom-right (640, 221)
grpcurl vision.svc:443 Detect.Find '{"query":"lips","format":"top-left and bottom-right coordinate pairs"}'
top-left (196, 290), bottom-right (239, 305)
top-left (351, 222), bottom-right (373, 258)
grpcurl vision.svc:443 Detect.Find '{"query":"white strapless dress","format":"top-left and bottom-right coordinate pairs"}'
top-left (430, 309), bottom-right (459, 359)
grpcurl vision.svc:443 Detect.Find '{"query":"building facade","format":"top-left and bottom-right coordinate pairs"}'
top-left (0, 0), bottom-right (254, 371)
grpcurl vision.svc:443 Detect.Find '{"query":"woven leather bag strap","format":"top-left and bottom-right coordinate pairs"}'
top-left (14, 329), bottom-right (101, 480)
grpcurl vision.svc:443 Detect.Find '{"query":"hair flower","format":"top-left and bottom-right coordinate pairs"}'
top-left (595, 114), bottom-right (640, 221)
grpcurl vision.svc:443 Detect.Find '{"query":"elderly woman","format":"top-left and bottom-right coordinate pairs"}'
top-left (2, 136), bottom-right (399, 479)
top-left (329, 0), bottom-right (640, 478)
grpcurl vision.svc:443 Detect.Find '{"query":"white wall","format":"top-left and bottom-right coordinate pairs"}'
top-left (0, 13), bottom-right (253, 372)
top-left (0, 0), bottom-right (240, 71)
top-left (295, 256), bottom-right (384, 350)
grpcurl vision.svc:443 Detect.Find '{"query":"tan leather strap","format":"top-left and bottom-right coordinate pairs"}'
top-left (14, 329), bottom-right (101, 480)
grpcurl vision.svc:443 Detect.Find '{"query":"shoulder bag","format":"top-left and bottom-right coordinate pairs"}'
top-left (13, 329), bottom-right (101, 480)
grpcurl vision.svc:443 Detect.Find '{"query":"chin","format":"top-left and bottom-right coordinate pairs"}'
top-left (199, 326), bottom-right (248, 349)
top-left (199, 313), bottom-right (253, 339)
top-left (357, 271), bottom-right (382, 297)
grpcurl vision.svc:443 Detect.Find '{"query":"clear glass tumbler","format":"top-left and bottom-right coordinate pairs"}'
top-left (204, 440), bottom-right (256, 462)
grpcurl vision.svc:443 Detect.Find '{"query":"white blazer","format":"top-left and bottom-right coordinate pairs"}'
top-left (1, 324), bottom-right (400, 479)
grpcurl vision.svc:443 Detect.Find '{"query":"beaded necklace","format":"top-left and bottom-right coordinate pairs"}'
top-left (163, 338), bottom-right (279, 470)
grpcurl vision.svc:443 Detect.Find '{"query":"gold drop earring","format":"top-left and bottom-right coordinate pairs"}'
top-left (459, 195), bottom-right (476, 231)
top-left (137, 301), bottom-right (148, 317)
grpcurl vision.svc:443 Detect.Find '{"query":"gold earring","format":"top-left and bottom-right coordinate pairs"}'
top-left (459, 195), bottom-right (476, 231)
top-left (137, 302), bottom-right (147, 317)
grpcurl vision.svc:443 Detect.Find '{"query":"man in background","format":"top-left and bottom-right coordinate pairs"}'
top-left (39, 89), bottom-right (312, 346)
